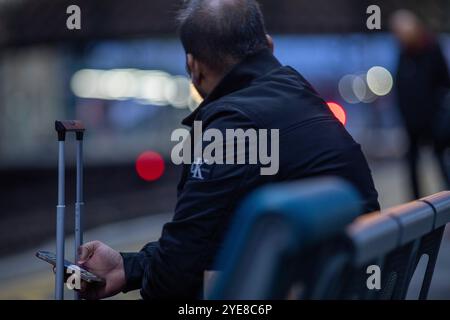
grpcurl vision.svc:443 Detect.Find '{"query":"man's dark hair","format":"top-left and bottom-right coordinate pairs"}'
top-left (177, 0), bottom-right (270, 73)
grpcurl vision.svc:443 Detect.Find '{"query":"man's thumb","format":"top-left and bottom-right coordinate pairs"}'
top-left (78, 241), bottom-right (101, 265)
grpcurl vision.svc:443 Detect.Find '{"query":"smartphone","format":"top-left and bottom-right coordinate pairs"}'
top-left (36, 250), bottom-right (105, 285)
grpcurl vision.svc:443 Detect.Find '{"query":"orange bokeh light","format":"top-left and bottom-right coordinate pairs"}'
top-left (327, 102), bottom-right (347, 126)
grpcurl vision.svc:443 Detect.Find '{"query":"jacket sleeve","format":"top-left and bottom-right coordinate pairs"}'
top-left (121, 108), bottom-right (259, 299)
top-left (120, 242), bottom-right (158, 293)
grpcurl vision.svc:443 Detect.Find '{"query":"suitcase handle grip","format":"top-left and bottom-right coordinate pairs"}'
top-left (55, 120), bottom-right (85, 141)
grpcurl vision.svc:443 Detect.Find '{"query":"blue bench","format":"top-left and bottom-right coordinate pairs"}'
top-left (209, 178), bottom-right (450, 300)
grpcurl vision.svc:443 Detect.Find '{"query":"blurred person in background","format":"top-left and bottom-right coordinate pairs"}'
top-left (75, 0), bottom-right (379, 300)
top-left (391, 10), bottom-right (450, 199)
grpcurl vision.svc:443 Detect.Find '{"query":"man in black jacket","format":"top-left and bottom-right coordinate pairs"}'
top-left (391, 10), bottom-right (450, 199)
top-left (78, 0), bottom-right (379, 300)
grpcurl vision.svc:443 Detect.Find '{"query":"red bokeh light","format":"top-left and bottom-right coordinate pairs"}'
top-left (136, 151), bottom-right (165, 182)
top-left (327, 102), bottom-right (347, 126)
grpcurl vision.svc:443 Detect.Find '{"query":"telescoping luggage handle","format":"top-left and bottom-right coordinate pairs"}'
top-left (54, 120), bottom-right (85, 300)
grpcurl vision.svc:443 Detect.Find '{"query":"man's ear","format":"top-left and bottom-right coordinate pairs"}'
top-left (266, 34), bottom-right (274, 53)
top-left (187, 53), bottom-right (202, 85)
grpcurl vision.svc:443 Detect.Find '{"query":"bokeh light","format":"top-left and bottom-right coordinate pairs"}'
top-left (70, 68), bottom-right (199, 109)
top-left (188, 84), bottom-right (204, 111)
top-left (338, 74), bottom-right (360, 104)
top-left (338, 73), bottom-right (378, 104)
top-left (355, 73), bottom-right (378, 103)
top-left (366, 66), bottom-right (394, 96)
top-left (136, 151), bottom-right (165, 182)
top-left (70, 69), bottom-right (101, 98)
top-left (327, 102), bottom-right (347, 126)
top-left (352, 75), bottom-right (368, 102)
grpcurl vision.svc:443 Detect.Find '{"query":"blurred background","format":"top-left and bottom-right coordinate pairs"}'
top-left (0, 0), bottom-right (450, 299)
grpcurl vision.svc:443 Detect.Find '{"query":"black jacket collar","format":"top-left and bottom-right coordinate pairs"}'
top-left (182, 49), bottom-right (282, 126)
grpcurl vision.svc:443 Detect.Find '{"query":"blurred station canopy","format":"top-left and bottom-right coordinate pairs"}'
top-left (0, 0), bottom-right (449, 47)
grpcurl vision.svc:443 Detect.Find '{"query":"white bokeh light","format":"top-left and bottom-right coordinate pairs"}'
top-left (338, 74), bottom-right (360, 104)
top-left (70, 69), bottom-right (101, 98)
top-left (165, 76), bottom-right (191, 108)
top-left (70, 68), bottom-right (199, 109)
top-left (367, 66), bottom-right (393, 96)
top-left (355, 73), bottom-right (377, 103)
top-left (352, 75), bottom-right (367, 102)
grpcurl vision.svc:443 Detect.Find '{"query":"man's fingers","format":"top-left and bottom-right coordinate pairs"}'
top-left (79, 290), bottom-right (97, 300)
top-left (77, 281), bottom-right (91, 299)
top-left (78, 241), bottom-right (101, 265)
top-left (77, 282), bottom-right (102, 300)
top-left (76, 280), bottom-right (88, 293)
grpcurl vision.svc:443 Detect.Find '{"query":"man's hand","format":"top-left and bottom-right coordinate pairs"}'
top-left (77, 241), bottom-right (126, 300)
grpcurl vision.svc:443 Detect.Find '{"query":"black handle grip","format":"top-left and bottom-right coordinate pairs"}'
top-left (55, 120), bottom-right (85, 141)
